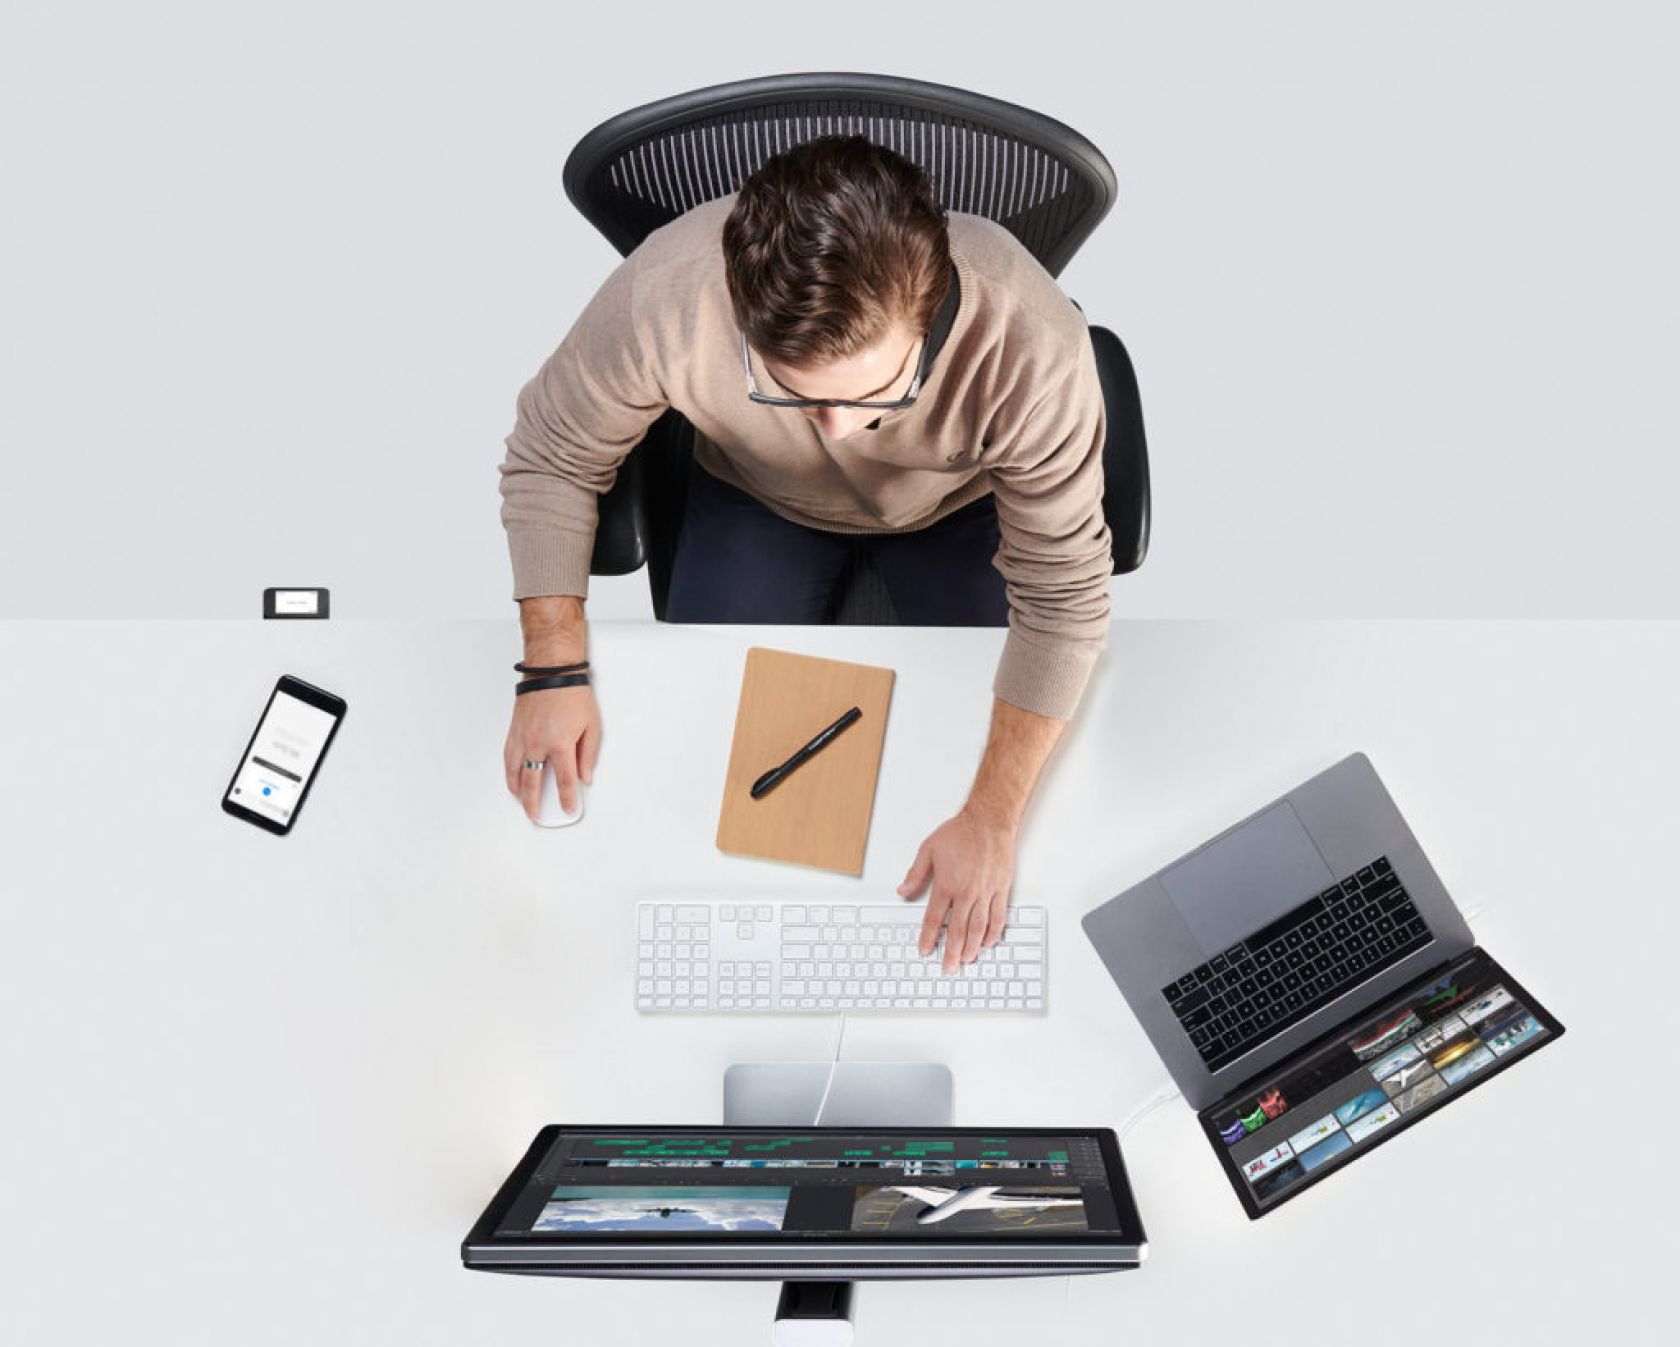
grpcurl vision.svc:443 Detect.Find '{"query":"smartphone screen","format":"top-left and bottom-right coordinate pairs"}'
top-left (222, 676), bottom-right (345, 834)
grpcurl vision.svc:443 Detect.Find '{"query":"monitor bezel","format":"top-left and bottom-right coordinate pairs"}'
top-left (461, 1125), bottom-right (1146, 1277)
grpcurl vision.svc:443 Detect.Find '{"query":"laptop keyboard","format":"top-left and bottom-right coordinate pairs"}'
top-left (1161, 856), bottom-right (1433, 1074)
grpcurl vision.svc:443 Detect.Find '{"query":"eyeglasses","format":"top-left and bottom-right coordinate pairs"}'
top-left (741, 331), bottom-right (929, 411)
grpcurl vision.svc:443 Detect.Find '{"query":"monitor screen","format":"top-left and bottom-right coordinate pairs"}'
top-left (462, 1127), bottom-right (1146, 1278)
top-left (1202, 948), bottom-right (1564, 1217)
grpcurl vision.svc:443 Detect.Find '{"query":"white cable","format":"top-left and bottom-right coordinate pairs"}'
top-left (1117, 1083), bottom-right (1181, 1142)
top-left (812, 1014), bottom-right (849, 1125)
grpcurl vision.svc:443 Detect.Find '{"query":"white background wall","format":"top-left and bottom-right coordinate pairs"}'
top-left (4, 1), bottom-right (1676, 620)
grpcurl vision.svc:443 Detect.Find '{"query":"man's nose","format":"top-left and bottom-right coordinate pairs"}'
top-left (810, 408), bottom-right (859, 438)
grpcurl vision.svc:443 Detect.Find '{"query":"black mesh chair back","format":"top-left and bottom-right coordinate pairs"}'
top-left (563, 72), bottom-right (1117, 277)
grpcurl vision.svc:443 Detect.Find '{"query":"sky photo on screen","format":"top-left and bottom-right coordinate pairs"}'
top-left (533, 1186), bottom-right (789, 1232)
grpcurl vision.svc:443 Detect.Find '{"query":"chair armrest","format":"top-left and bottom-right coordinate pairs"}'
top-left (588, 411), bottom-right (697, 603)
top-left (1089, 324), bottom-right (1151, 574)
top-left (589, 444), bottom-right (650, 576)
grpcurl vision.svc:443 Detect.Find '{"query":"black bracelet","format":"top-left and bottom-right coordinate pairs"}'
top-left (514, 660), bottom-right (590, 676)
top-left (516, 673), bottom-right (591, 695)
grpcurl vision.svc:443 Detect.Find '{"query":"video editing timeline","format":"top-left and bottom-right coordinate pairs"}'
top-left (1211, 951), bottom-right (1555, 1208)
top-left (498, 1132), bottom-right (1121, 1238)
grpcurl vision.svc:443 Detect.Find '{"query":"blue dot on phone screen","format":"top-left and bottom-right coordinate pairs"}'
top-left (262, 786), bottom-right (272, 796)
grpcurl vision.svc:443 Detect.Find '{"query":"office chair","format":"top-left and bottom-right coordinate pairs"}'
top-left (562, 72), bottom-right (1151, 621)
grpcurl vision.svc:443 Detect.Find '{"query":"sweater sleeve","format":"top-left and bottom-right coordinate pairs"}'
top-left (987, 341), bottom-right (1113, 719)
top-left (498, 254), bottom-right (669, 600)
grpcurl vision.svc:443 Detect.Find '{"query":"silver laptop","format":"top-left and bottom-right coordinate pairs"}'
top-left (1083, 752), bottom-right (1563, 1217)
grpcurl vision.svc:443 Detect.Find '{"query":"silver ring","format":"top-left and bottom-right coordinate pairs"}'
top-left (523, 758), bottom-right (544, 772)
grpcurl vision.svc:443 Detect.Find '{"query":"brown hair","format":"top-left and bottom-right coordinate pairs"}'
top-left (723, 135), bottom-right (951, 368)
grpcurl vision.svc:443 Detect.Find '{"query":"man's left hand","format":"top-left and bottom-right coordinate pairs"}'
top-left (898, 809), bottom-right (1018, 972)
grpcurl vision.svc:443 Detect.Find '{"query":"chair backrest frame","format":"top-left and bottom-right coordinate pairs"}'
top-left (562, 71), bottom-right (1117, 278)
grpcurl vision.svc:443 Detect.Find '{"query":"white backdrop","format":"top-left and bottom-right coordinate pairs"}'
top-left (3, 1), bottom-right (1677, 619)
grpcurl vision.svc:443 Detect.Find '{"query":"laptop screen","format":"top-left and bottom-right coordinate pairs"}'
top-left (1202, 948), bottom-right (1563, 1217)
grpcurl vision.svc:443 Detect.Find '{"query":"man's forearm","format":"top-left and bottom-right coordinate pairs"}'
top-left (961, 696), bottom-right (1067, 831)
top-left (519, 595), bottom-right (589, 665)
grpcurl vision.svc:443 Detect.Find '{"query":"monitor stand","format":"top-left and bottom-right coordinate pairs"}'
top-left (724, 1062), bottom-right (952, 1347)
top-left (723, 1061), bottom-right (953, 1128)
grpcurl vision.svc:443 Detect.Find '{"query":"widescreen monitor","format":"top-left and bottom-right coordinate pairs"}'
top-left (462, 1126), bottom-right (1147, 1279)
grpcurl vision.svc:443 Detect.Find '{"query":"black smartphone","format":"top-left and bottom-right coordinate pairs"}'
top-left (221, 675), bottom-right (346, 835)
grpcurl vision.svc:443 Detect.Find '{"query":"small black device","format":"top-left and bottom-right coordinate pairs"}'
top-left (262, 587), bottom-right (330, 619)
top-left (221, 675), bottom-right (346, 835)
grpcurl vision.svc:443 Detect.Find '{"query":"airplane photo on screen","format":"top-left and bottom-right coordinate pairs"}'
top-left (850, 1185), bottom-right (1089, 1234)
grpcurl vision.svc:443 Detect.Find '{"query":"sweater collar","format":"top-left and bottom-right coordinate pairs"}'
top-left (863, 256), bottom-right (963, 433)
top-left (922, 258), bottom-right (962, 373)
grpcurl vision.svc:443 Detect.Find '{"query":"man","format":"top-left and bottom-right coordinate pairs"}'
top-left (499, 136), bottom-right (1111, 971)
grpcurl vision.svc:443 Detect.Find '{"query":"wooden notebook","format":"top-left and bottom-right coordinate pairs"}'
top-left (716, 647), bottom-right (895, 875)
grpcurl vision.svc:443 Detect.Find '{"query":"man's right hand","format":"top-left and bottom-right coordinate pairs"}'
top-left (504, 682), bottom-right (601, 820)
top-left (505, 594), bottom-right (599, 820)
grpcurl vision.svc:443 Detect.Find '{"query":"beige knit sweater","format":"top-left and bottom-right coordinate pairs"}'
top-left (500, 195), bottom-right (1111, 718)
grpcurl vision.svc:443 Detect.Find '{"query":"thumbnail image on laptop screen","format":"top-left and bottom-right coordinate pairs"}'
top-left (487, 1129), bottom-right (1133, 1242)
top-left (1202, 949), bottom-right (1562, 1217)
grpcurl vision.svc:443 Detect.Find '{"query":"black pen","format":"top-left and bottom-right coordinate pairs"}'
top-left (751, 706), bottom-right (863, 799)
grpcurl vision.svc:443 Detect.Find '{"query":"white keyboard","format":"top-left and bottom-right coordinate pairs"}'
top-left (634, 901), bottom-right (1048, 1014)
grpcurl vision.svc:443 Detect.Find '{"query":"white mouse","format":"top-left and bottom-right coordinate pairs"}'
top-left (534, 761), bottom-right (584, 828)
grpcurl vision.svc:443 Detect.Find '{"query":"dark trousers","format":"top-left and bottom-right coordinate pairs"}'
top-left (665, 463), bottom-right (1009, 625)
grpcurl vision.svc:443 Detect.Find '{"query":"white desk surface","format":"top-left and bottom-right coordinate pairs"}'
top-left (2, 619), bottom-right (1674, 1344)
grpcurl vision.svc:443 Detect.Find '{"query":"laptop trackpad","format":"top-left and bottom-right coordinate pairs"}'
top-left (1160, 801), bottom-right (1334, 954)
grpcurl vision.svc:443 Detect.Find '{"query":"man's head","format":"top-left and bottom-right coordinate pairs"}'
top-left (724, 136), bottom-right (952, 439)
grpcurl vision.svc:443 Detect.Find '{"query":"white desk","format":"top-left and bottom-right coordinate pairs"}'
top-left (2, 620), bottom-right (1674, 1345)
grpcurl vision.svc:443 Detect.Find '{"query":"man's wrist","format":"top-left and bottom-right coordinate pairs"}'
top-left (958, 698), bottom-right (1066, 835)
top-left (520, 595), bottom-right (588, 665)
top-left (959, 794), bottom-right (1023, 835)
